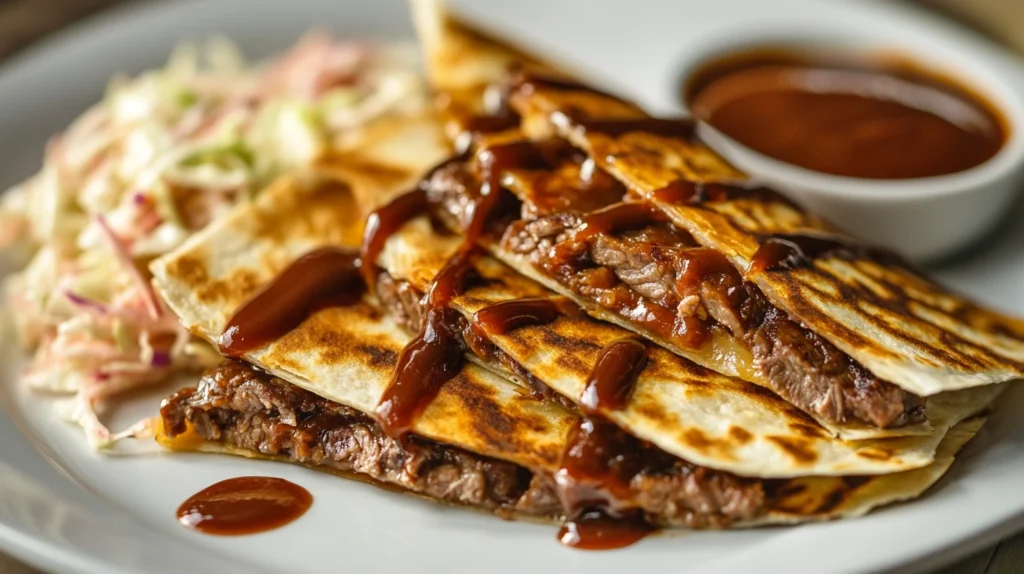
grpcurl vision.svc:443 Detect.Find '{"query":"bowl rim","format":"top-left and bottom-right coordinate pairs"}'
top-left (675, 33), bottom-right (1024, 201)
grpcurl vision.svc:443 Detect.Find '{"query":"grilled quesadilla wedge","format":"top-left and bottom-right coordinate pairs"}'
top-left (409, 0), bottom-right (1021, 439)
top-left (149, 158), bottom-right (991, 537)
top-left (369, 212), bottom-right (1000, 476)
top-left (151, 154), bottom-right (991, 476)
top-left (502, 55), bottom-right (1024, 403)
top-left (157, 358), bottom-right (990, 531)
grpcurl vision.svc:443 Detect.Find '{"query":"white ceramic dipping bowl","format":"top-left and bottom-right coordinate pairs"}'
top-left (677, 36), bottom-right (1024, 264)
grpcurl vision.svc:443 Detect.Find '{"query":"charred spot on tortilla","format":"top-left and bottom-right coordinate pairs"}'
top-left (728, 426), bottom-right (754, 445)
top-left (767, 436), bottom-right (819, 465)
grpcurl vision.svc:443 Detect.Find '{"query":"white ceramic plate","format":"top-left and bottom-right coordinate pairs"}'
top-left (2, 1), bottom-right (1024, 573)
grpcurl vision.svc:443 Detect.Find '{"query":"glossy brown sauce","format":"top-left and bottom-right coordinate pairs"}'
top-left (552, 201), bottom-right (714, 350)
top-left (469, 142), bottom-right (548, 241)
top-left (376, 250), bottom-right (474, 439)
top-left (218, 248), bottom-right (362, 357)
top-left (575, 202), bottom-right (667, 243)
top-left (687, 51), bottom-right (1005, 179)
top-left (461, 113), bottom-right (521, 135)
top-left (748, 233), bottom-right (905, 274)
top-left (552, 333), bottom-right (660, 550)
top-left (576, 117), bottom-right (696, 140)
top-left (557, 509), bottom-right (653, 550)
top-left (519, 159), bottom-right (627, 218)
top-left (376, 141), bottom-right (554, 438)
top-left (555, 417), bottom-right (664, 550)
top-left (677, 248), bottom-right (740, 293)
top-left (360, 188), bottom-right (428, 288)
top-left (471, 298), bottom-right (561, 337)
top-left (177, 477), bottom-right (312, 536)
top-left (579, 339), bottom-right (648, 412)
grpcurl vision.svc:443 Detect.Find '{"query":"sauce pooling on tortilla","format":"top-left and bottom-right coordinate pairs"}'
top-left (177, 477), bottom-right (312, 536)
top-left (553, 337), bottom-right (656, 550)
top-left (556, 417), bottom-right (661, 550)
top-left (572, 202), bottom-right (667, 243)
top-left (579, 338), bottom-right (648, 412)
top-left (575, 117), bottom-right (697, 140)
top-left (376, 250), bottom-right (474, 439)
top-left (218, 248), bottom-right (362, 357)
top-left (360, 188), bottom-right (428, 289)
top-left (376, 141), bottom-right (550, 439)
top-left (748, 233), bottom-right (907, 274)
top-left (471, 298), bottom-right (561, 337)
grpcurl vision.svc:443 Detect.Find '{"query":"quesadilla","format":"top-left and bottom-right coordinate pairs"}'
top-left (407, 0), bottom-right (1020, 440)
top-left (141, 0), bottom-right (1006, 548)
top-left (150, 164), bottom-right (990, 544)
top-left (369, 214), bottom-right (999, 477)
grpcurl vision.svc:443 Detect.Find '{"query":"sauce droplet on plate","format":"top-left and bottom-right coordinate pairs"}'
top-left (177, 476), bottom-right (313, 536)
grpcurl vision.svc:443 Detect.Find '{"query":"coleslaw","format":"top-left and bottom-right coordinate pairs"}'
top-left (1, 33), bottom-right (427, 448)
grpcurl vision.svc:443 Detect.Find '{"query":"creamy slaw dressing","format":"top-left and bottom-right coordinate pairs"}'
top-left (1, 34), bottom-right (427, 448)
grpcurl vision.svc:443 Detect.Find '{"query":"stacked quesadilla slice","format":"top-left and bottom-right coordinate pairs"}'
top-left (409, 0), bottom-right (1018, 441)
top-left (145, 0), bottom-right (1018, 548)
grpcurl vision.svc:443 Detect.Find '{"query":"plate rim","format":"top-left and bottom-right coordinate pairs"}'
top-left (1, 1), bottom-right (1023, 573)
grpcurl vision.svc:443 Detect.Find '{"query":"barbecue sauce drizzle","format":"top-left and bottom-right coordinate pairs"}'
top-left (748, 233), bottom-right (907, 274)
top-left (556, 338), bottom-right (655, 550)
top-left (576, 117), bottom-right (697, 140)
top-left (579, 339), bottom-right (648, 412)
top-left (547, 201), bottom-right (719, 349)
top-left (375, 250), bottom-right (474, 438)
top-left (471, 298), bottom-right (562, 337)
top-left (360, 188), bottom-right (428, 289)
top-left (218, 248), bottom-right (363, 357)
top-left (374, 141), bottom-right (551, 439)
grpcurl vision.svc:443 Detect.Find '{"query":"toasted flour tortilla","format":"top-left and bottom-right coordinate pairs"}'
top-left (151, 171), bottom-right (573, 472)
top-left (153, 158), bottom-right (996, 478)
top-left (157, 399), bottom-right (988, 527)
top-left (513, 84), bottom-right (1024, 397)
top-left (411, 0), bottom-right (1022, 447)
top-left (149, 160), bottom-right (989, 522)
top-left (376, 214), bottom-right (1001, 477)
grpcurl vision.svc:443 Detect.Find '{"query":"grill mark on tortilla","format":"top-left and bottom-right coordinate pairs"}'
top-left (767, 436), bottom-right (818, 465)
top-left (261, 307), bottom-right (400, 373)
top-left (787, 422), bottom-right (828, 440)
top-left (855, 448), bottom-right (894, 461)
top-left (728, 426), bottom-right (753, 444)
top-left (814, 486), bottom-right (852, 514)
top-left (164, 251), bottom-right (210, 290)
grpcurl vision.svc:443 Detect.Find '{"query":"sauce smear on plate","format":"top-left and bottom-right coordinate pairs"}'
top-left (177, 476), bottom-right (313, 536)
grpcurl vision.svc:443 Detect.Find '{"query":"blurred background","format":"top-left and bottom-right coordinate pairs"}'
top-left (0, 1), bottom-right (1021, 573)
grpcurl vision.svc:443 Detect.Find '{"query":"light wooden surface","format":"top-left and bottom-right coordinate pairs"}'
top-left (0, 0), bottom-right (1021, 573)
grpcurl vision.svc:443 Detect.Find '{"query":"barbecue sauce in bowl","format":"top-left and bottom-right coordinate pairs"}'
top-left (686, 50), bottom-right (1005, 180)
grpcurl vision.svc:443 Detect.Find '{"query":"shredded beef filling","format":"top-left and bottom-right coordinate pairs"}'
top-left (422, 159), bottom-right (924, 429)
top-left (161, 360), bottom-right (766, 528)
top-left (374, 272), bottom-right (575, 409)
